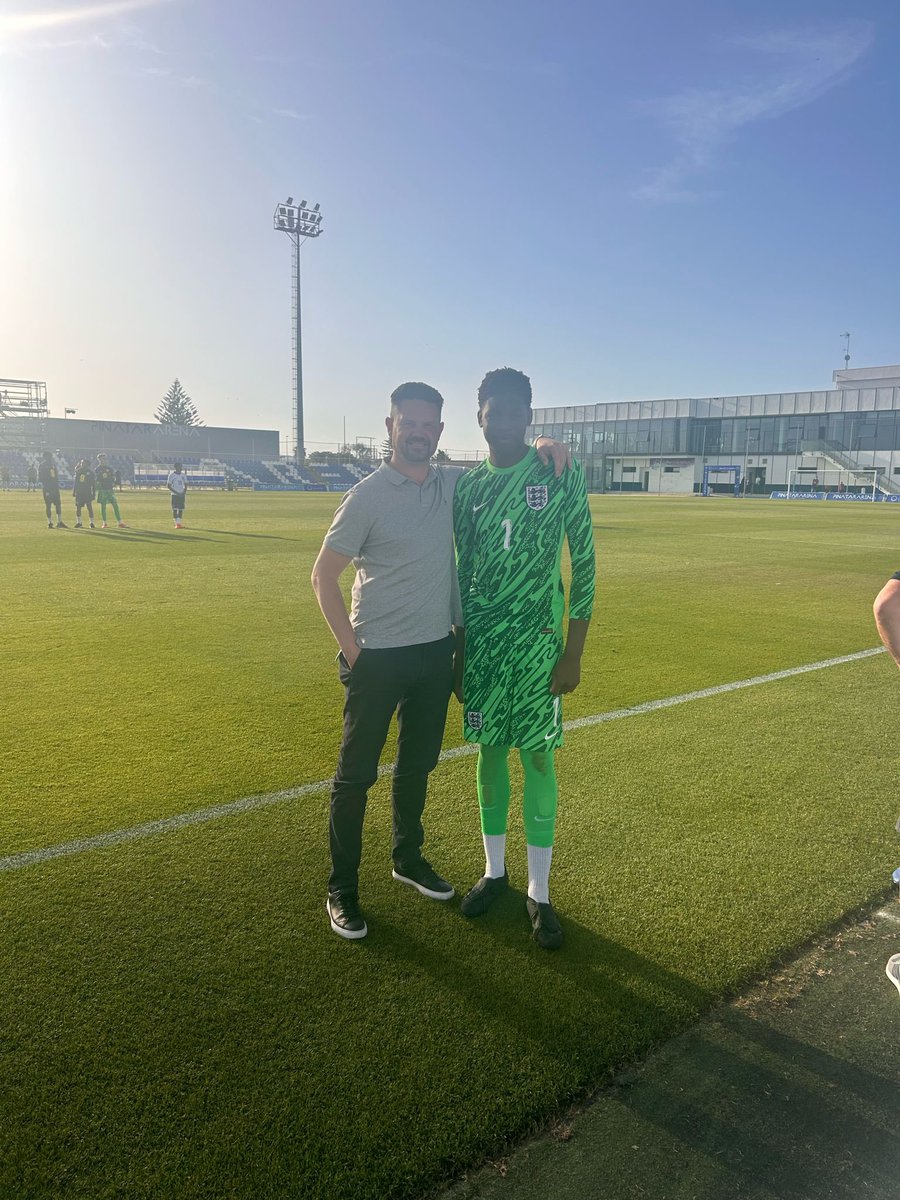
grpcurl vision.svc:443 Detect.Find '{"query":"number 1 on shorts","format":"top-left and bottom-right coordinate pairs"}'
top-left (502, 519), bottom-right (512, 550)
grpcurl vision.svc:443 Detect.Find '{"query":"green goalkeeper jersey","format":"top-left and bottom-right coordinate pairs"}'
top-left (454, 448), bottom-right (595, 638)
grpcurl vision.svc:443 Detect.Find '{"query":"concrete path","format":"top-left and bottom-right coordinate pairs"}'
top-left (443, 901), bottom-right (900, 1200)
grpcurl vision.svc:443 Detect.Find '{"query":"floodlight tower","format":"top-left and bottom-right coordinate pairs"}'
top-left (841, 331), bottom-right (851, 371)
top-left (273, 197), bottom-right (324, 462)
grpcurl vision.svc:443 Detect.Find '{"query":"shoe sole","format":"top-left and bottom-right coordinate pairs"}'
top-left (887, 953), bottom-right (900, 996)
top-left (325, 900), bottom-right (367, 940)
top-left (391, 869), bottom-right (455, 900)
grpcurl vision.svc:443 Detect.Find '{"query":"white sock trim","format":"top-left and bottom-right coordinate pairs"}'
top-left (527, 843), bottom-right (553, 904)
top-left (483, 834), bottom-right (506, 879)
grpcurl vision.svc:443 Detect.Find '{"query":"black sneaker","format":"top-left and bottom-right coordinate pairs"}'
top-left (526, 897), bottom-right (564, 950)
top-left (391, 859), bottom-right (454, 900)
top-left (326, 893), bottom-right (367, 940)
top-left (56, 521), bottom-right (67, 528)
top-left (460, 872), bottom-right (509, 917)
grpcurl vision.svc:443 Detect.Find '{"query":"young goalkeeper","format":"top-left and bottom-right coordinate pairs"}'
top-left (453, 368), bottom-right (595, 949)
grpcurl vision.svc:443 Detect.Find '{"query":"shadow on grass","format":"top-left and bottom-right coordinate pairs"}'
top-left (189, 527), bottom-right (294, 540)
top-left (368, 892), bottom-right (899, 1200)
top-left (77, 528), bottom-right (219, 544)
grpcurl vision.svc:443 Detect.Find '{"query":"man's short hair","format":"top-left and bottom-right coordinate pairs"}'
top-left (174, 462), bottom-right (182, 472)
top-left (390, 382), bottom-right (444, 412)
top-left (477, 367), bottom-right (532, 410)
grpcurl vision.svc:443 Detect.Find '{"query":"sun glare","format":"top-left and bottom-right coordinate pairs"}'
top-left (0, 0), bottom-right (172, 38)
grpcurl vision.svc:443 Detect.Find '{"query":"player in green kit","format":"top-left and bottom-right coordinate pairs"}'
top-left (95, 453), bottom-right (127, 528)
top-left (453, 368), bottom-right (595, 949)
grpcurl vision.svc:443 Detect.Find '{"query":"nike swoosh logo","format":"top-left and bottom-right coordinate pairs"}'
top-left (534, 814), bottom-right (554, 821)
top-left (473, 502), bottom-right (489, 512)
top-left (544, 731), bottom-right (557, 740)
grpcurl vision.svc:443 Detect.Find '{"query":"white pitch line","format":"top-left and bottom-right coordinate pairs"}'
top-left (564, 646), bottom-right (885, 732)
top-left (0, 646), bottom-right (885, 876)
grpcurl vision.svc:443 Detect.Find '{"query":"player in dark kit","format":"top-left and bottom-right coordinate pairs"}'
top-left (453, 368), bottom-right (595, 949)
top-left (38, 450), bottom-right (66, 528)
top-left (72, 459), bottom-right (96, 528)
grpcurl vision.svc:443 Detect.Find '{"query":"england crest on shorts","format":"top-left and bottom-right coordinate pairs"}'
top-left (466, 710), bottom-right (484, 730)
top-left (525, 484), bottom-right (549, 510)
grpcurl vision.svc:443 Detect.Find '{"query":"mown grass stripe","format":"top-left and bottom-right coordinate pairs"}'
top-left (0, 646), bottom-right (884, 875)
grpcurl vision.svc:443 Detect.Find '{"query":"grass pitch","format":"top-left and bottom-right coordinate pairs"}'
top-left (2, 489), bottom-right (899, 1199)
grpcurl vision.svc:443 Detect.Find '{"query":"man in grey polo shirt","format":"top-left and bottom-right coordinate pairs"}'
top-left (311, 380), bottom-right (569, 939)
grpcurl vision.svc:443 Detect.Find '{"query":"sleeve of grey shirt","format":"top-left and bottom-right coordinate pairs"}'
top-left (322, 488), bottom-right (373, 558)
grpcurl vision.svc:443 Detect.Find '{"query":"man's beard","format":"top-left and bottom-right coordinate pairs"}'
top-left (399, 438), bottom-right (432, 462)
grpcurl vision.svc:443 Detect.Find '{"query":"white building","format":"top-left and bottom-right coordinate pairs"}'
top-left (527, 365), bottom-right (900, 495)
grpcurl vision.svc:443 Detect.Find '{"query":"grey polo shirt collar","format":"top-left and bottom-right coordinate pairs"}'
top-left (380, 462), bottom-right (438, 488)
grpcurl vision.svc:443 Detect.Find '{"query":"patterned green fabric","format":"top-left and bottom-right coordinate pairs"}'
top-left (454, 449), bottom-right (595, 750)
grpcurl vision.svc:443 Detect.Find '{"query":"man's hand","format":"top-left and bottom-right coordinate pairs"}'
top-left (534, 436), bottom-right (573, 478)
top-left (550, 651), bottom-right (582, 695)
top-left (342, 643), bottom-right (361, 669)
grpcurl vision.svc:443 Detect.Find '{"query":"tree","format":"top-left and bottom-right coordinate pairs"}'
top-left (380, 437), bottom-right (393, 461)
top-left (155, 379), bottom-right (204, 426)
top-left (433, 449), bottom-right (450, 462)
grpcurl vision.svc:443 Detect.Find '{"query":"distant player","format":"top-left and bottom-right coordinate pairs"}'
top-left (26, 464), bottom-right (37, 492)
top-left (95, 453), bottom-right (127, 528)
top-left (38, 450), bottom-right (66, 528)
top-left (167, 462), bottom-right (187, 528)
top-left (72, 458), bottom-right (96, 528)
top-left (1, 465), bottom-right (10, 490)
top-left (453, 368), bottom-right (596, 950)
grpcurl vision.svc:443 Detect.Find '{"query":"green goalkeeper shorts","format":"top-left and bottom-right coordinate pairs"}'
top-left (463, 625), bottom-right (564, 752)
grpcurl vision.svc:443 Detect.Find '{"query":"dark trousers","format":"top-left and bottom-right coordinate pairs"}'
top-left (328, 634), bottom-right (455, 897)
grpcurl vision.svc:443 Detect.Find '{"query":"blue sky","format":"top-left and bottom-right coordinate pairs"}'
top-left (2, 0), bottom-right (899, 454)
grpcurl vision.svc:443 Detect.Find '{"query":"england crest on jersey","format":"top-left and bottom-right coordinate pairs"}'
top-left (466, 710), bottom-right (484, 731)
top-left (525, 484), bottom-right (549, 510)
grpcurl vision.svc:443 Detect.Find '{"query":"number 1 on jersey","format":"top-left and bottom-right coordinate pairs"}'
top-left (502, 519), bottom-right (512, 550)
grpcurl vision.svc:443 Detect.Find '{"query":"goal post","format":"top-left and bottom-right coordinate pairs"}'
top-left (786, 467), bottom-right (878, 500)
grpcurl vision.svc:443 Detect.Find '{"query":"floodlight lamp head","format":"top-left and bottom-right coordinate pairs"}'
top-left (286, 196), bottom-right (294, 205)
